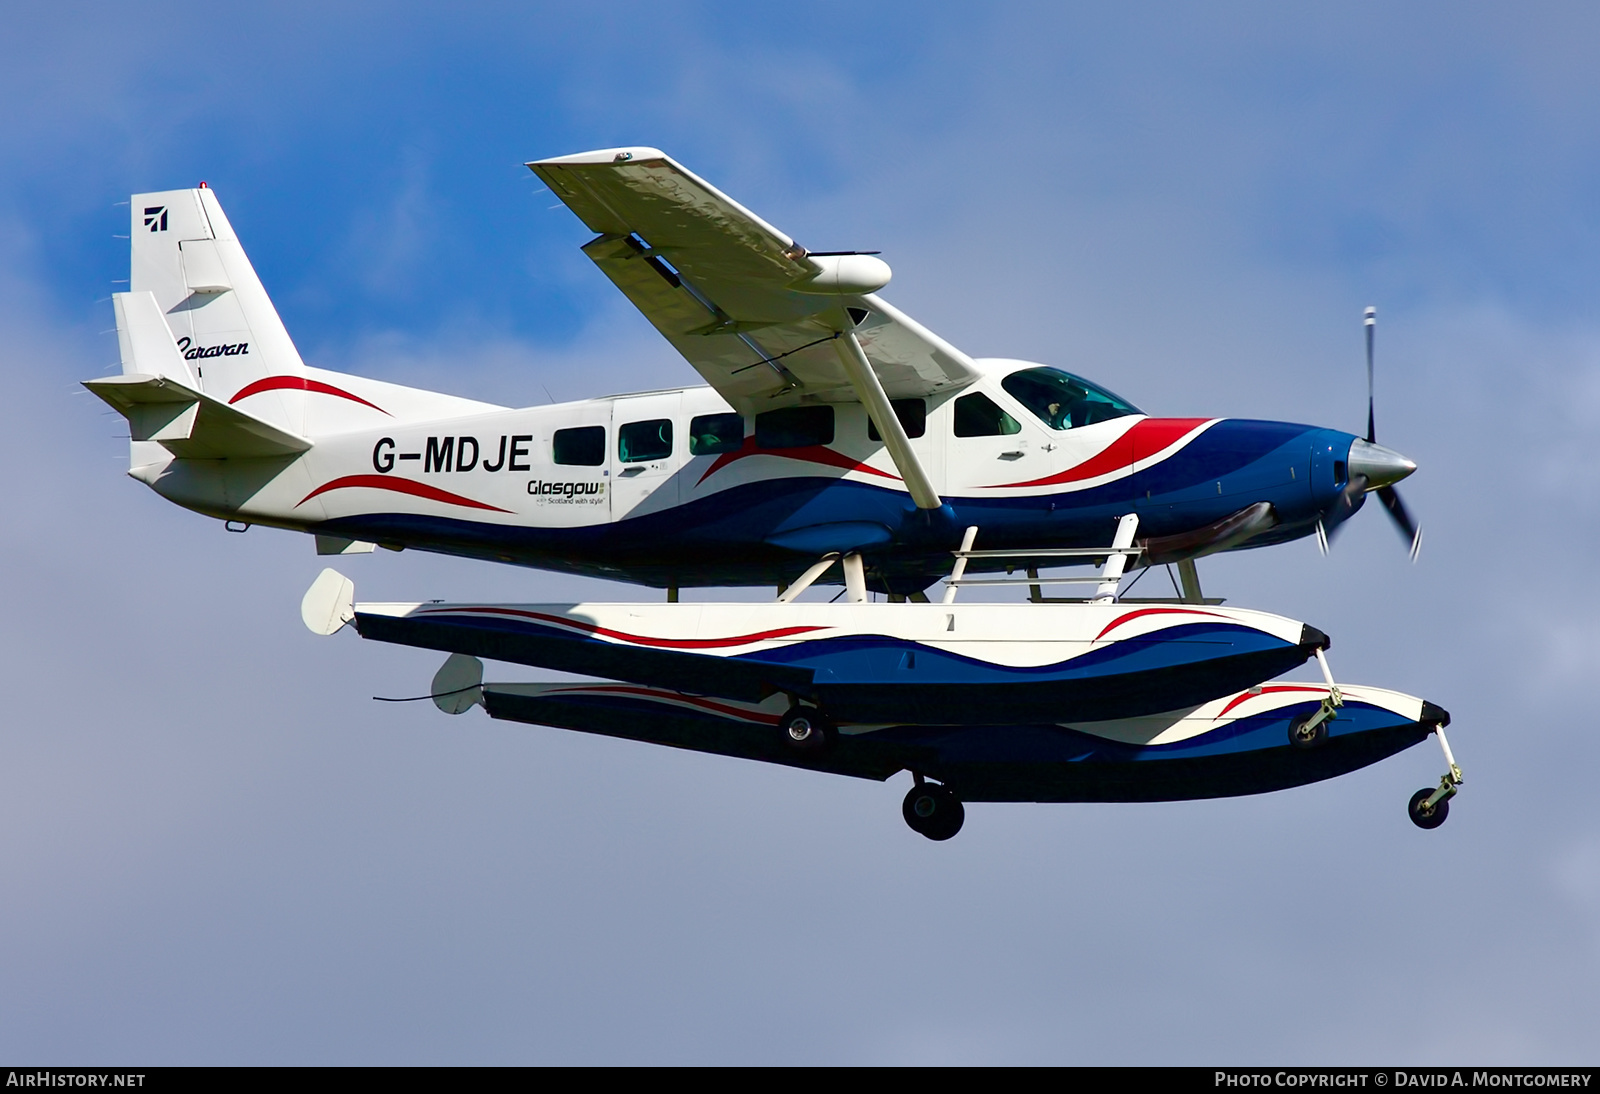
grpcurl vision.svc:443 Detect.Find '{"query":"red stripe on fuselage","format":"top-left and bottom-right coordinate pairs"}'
top-left (986, 418), bottom-right (1213, 489)
top-left (697, 436), bottom-right (899, 486)
top-left (229, 375), bottom-right (391, 415)
top-left (415, 604), bottom-right (826, 649)
top-left (297, 475), bottom-right (512, 512)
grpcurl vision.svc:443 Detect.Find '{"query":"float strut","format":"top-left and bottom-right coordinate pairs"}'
top-left (778, 553), bottom-right (841, 603)
top-left (941, 526), bottom-right (980, 605)
top-left (1091, 513), bottom-right (1140, 603)
top-left (842, 552), bottom-right (868, 603)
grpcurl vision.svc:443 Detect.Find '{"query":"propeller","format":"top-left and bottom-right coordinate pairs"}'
top-left (1377, 482), bottom-right (1421, 561)
top-left (1316, 473), bottom-right (1368, 555)
top-left (1354, 306), bottom-right (1423, 561)
top-left (1365, 305), bottom-right (1377, 444)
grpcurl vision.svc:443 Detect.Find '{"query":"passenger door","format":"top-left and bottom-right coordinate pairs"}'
top-left (610, 392), bottom-right (683, 521)
top-left (532, 404), bottom-right (612, 527)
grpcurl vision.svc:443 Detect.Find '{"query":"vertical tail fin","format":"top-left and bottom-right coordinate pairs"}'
top-left (128, 185), bottom-right (308, 434)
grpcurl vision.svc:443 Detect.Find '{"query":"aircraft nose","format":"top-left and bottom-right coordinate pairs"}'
top-left (1347, 438), bottom-right (1416, 490)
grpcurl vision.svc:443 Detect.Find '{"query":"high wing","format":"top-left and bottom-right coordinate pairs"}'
top-left (527, 147), bottom-right (980, 414)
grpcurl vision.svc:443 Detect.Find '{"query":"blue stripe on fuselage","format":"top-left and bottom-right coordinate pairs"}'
top-left (316, 420), bottom-right (1357, 584)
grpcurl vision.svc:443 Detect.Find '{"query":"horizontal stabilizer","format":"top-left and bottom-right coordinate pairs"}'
top-left (84, 373), bottom-right (311, 459)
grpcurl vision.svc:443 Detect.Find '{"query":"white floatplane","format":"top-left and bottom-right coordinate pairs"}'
top-left (97, 151), bottom-right (1456, 841)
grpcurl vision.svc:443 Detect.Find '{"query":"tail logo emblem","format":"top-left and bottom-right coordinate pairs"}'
top-left (143, 206), bottom-right (168, 232)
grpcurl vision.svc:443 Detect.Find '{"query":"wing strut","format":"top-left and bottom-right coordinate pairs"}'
top-left (833, 331), bottom-right (942, 510)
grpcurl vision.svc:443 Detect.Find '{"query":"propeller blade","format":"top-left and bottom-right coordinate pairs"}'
top-left (1376, 484), bottom-right (1422, 562)
top-left (1365, 305), bottom-right (1377, 443)
top-left (1320, 473), bottom-right (1368, 551)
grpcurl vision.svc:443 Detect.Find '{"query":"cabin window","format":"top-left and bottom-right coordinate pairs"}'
top-left (755, 405), bottom-right (834, 448)
top-left (867, 398), bottom-right (927, 441)
top-left (552, 425), bottom-right (606, 466)
top-left (952, 392), bottom-right (1021, 437)
top-left (619, 418), bottom-right (673, 463)
top-left (1000, 366), bottom-right (1142, 430)
top-left (689, 413), bottom-right (744, 455)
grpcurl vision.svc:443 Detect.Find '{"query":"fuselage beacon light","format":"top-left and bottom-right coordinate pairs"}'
top-left (89, 148), bottom-right (1420, 595)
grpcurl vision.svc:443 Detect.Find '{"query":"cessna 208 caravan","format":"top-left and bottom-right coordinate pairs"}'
top-left (92, 148), bottom-right (1459, 839)
top-left (89, 147), bottom-right (1421, 597)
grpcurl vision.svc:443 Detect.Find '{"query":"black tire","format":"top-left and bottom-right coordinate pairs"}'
top-left (1408, 787), bottom-right (1450, 830)
top-left (780, 705), bottom-right (833, 753)
top-left (1287, 712), bottom-right (1327, 749)
top-left (902, 784), bottom-right (965, 841)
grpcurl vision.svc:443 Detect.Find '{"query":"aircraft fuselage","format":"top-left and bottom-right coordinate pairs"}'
top-left (136, 357), bottom-right (1366, 592)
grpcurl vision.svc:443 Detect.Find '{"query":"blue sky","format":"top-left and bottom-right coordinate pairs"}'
top-left (3, 1), bottom-right (1598, 1063)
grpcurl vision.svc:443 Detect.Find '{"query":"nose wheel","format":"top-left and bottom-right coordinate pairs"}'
top-left (902, 780), bottom-right (965, 841)
top-left (1408, 787), bottom-right (1450, 829)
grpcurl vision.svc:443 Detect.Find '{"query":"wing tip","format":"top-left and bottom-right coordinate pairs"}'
top-left (526, 146), bottom-right (669, 170)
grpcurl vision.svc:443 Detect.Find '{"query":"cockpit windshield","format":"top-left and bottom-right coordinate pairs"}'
top-left (1000, 366), bottom-right (1143, 430)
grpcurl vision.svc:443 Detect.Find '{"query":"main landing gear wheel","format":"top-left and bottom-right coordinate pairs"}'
top-left (902, 783), bottom-right (965, 841)
top-left (1287, 712), bottom-right (1328, 749)
top-left (1408, 787), bottom-right (1450, 830)
top-left (780, 704), bottom-right (833, 753)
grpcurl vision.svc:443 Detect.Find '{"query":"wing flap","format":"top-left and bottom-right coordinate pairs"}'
top-left (582, 232), bottom-right (849, 404)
